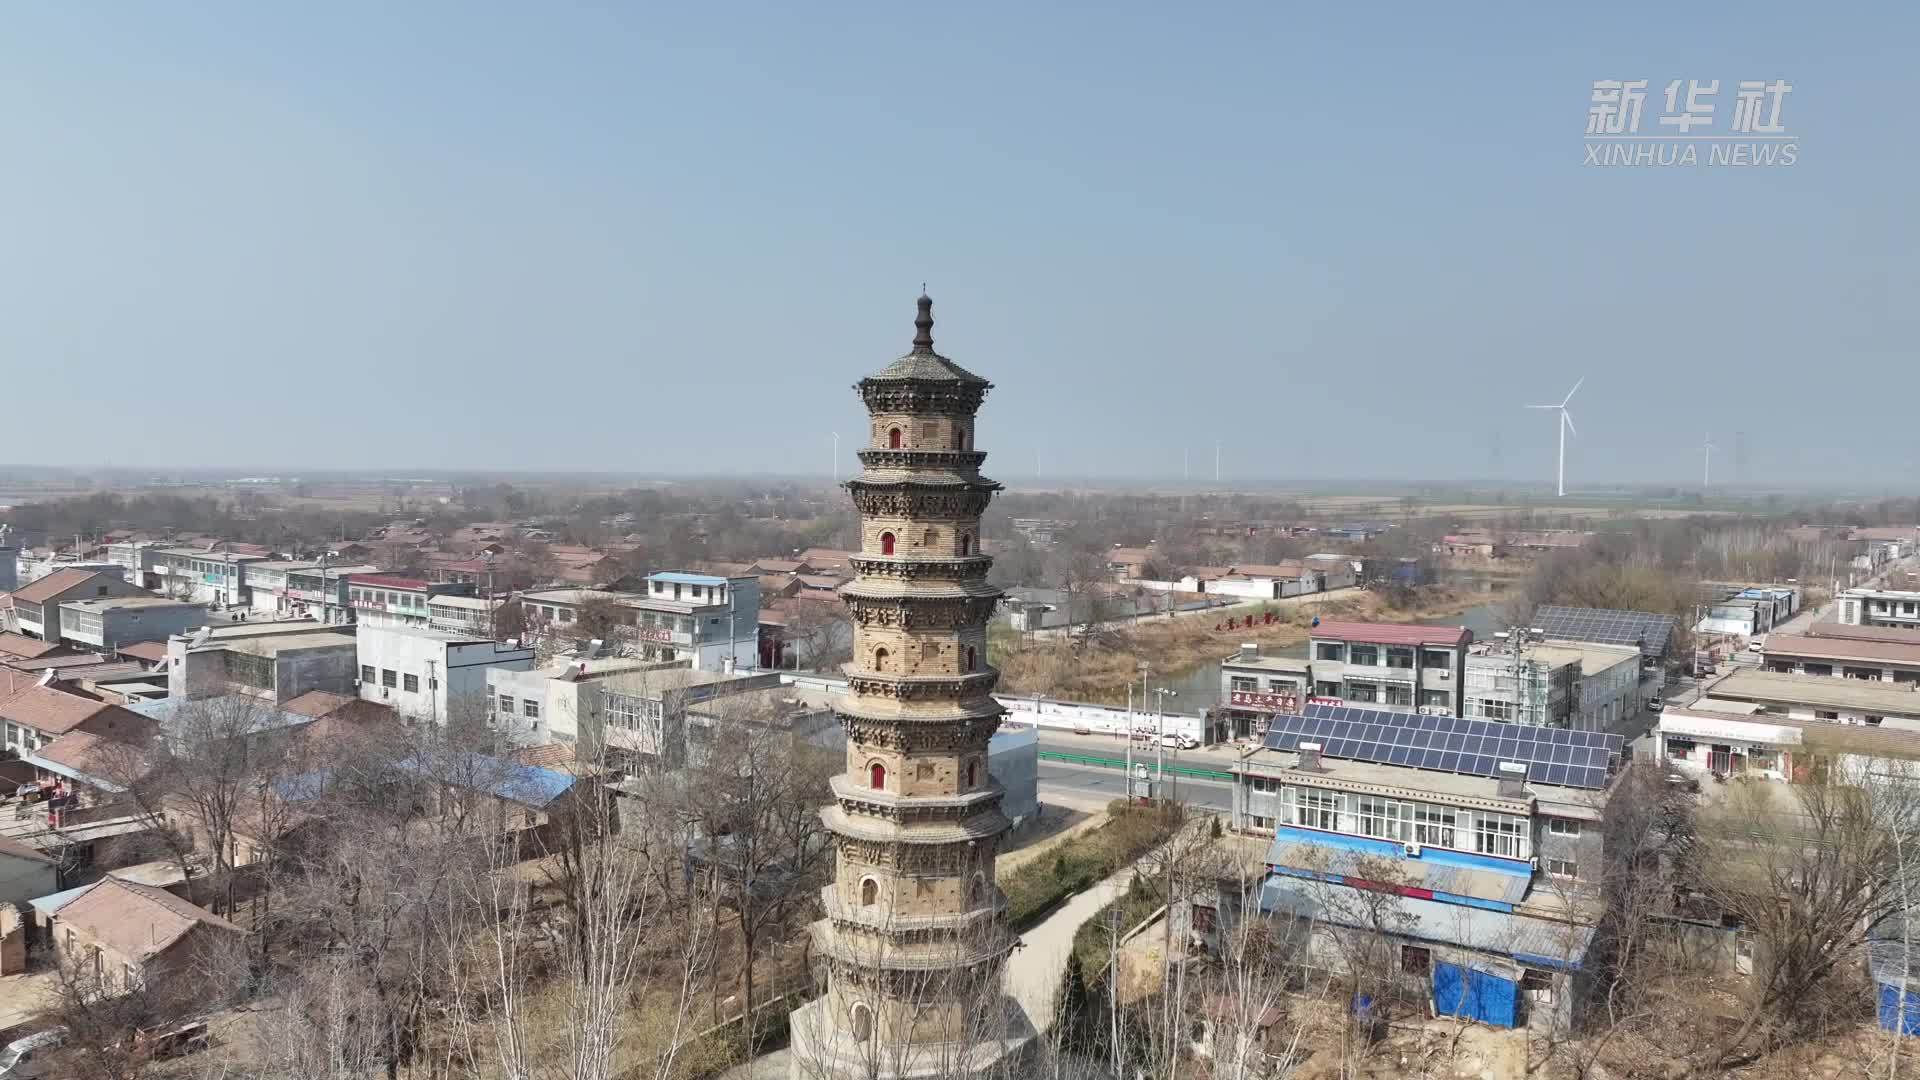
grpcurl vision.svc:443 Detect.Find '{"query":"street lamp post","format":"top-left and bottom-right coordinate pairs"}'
top-left (1153, 686), bottom-right (1178, 802)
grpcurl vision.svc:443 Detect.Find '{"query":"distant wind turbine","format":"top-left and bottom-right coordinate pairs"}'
top-left (1526, 377), bottom-right (1583, 497)
top-left (1702, 433), bottom-right (1716, 489)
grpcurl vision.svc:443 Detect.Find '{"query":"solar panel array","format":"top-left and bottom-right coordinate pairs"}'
top-left (1259, 703), bottom-right (1624, 790)
top-left (1532, 605), bottom-right (1677, 657)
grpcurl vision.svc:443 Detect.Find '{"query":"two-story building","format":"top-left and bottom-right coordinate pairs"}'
top-left (355, 624), bottom-right (535, 723)
top-left (167, 621), bottom-right (361, 703)
top-left (286, 562), bottom-right (375, 624)
top-left (487, 659), bottom-right (780, 760)
top-left (1219, 643), bottom-right (1313, 742)
top-left (11, 570), bottom-right (149, 642)
top-left (520, 571), bottom-right (761, 671)
top-left (1225, 702), bottom-right (1621, 1029)
top-left (148, 547), bottom-right (268, 608)
top-left (1461, 640), bottom-right (1642, 734)
top-left (346, 574), bottom-right (476, 630)
top-left (1837, 588), bottom-right (1920, 632)
top-left (57, 596), bottom-right (207, 651)
top-left (1304, 621), bottom-right (1471, 715)
top-left (1655, 699), bottom-right (1920, 782)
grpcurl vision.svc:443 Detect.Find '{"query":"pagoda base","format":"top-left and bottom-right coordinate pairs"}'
top-left (786, 996), bottom-right (1035, 1080)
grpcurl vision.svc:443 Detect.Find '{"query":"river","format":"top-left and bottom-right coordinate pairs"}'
top-left (1159, 593), bottom-right (1509, 712)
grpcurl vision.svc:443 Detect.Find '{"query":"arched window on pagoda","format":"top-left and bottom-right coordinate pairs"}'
top-left (958, 533), bottom-right (972, 556)
top-left (869, 762), bottom-right (886, 790)
top-left (880, 532), bottom-right (895, 556)
top-left (965, 645), bottom-right (978, 672)
top-left (873, 647), bottom-right (889, 672)
top-left (966, 760), bottom-right (979, 788)
top-left (860, 877), bottom-right (879, 906)
top-left (888, 427), bottom-right (902, 449)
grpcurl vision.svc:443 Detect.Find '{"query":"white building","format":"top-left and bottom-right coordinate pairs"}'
top-left (1697, 669), bottom-right (1920, 732)
top-left (1462, 641), bottom-right (1642, 733)
top-left (520, 571), bottom-right (761, 672)
top-left (1837, 588), bottom-right (1920, 632)
top-left (356, 624), bottom-right (535, 723)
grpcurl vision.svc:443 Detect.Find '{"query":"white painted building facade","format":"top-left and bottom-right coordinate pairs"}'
top-left (356, 624), bottom-right (534, 723)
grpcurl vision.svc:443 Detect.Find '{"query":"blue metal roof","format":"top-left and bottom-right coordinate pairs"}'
top-left (649, 571), bottom-right (730, 586)
top-left (393, 751), bottom-right (575, 808)
top-left (1263, 828), bottom-right (1532, 909)
top-left (1260, 877), bottom-right (1592, 970)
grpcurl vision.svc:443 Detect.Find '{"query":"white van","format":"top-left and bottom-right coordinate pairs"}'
top-left (1160, 734), bottom-right (1200, 750)
top-left (0, 1028), bottom-right (67, 1079)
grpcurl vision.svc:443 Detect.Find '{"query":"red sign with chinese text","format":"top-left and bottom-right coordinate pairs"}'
top-left (1229, 690), bottom-right (1300, 714)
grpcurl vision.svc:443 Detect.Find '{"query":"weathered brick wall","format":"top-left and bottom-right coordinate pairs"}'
top-left (869, 413), bottom-right (974, 451)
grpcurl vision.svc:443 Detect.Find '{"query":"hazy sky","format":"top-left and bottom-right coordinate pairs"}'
top-left (2, 4), bottom-right (1913, 487)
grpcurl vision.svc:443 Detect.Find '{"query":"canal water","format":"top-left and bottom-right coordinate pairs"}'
top-left (1159, 591), bottom-right (1508, 713)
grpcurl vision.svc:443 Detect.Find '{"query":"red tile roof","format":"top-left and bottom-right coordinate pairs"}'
top-left (281, 690), bottom-right (359, 718)
top-left (0, 633), bottom-right (65, 661)
top-left (0, 832), bottom-right (52, 865)
top-left (0, 685), bottom-right (139, 737)
top-left (56, 877), bottom-right (241, 960)
top-left (33, 728), bottom-right (150, 786)
top-left (12, 569), bottom-right (109, 605)
top-left (1310, 620), bottom-right (1473, 647)
top-left (115, 641), bottom-right (170, 663)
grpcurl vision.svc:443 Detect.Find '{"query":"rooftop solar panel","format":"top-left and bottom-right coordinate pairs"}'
top-left (1532, 605), bottom-right (1677, 657)
top-left (1255, 703), bottom-right (1622, 790)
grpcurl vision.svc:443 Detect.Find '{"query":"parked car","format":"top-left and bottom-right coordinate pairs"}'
top-left (0, 1028), bottom-right (67, 1079)
top-left (1748, 636), bottom-right (1767, 652)
top-left (1160, 734), bottom-right (1200, 750)
top-left (1647, 698), bottom-right (1665, 713)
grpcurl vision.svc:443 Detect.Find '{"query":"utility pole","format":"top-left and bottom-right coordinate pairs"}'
top-left (1153, 686), bottom-right (1177, 803)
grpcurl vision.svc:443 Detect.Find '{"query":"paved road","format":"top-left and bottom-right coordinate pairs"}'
top-left (1038, 761), bottom-right (1233, 815)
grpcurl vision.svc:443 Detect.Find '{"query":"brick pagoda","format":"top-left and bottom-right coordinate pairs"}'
top-left (788, 295), bottom-right (1033, 1078)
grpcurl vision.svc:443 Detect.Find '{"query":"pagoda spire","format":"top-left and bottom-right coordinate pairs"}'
top-left (911, 291), bottom-right (935, 353)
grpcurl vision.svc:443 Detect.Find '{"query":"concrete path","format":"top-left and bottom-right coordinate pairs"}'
top-left (1003, 864), bottom-right (1131, 1030)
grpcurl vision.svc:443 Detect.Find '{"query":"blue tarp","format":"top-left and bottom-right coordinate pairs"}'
top-left (1433, 962), bottom-right (1518, 1028)
top-left (1881, 984), bottom-right (1920, 1036)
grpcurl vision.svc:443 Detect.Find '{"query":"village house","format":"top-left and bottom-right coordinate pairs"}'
top-left (46, 876), bottom-right (244, 991)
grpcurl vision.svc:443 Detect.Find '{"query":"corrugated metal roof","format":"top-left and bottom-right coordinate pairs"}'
top-left (1259, 878), bottom-right (1592, 969)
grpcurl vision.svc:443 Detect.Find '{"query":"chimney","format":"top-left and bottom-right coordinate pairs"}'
top-left (1239, 642), bottom-right (1258, 661)
top-left (1497, 761), bottom-right (1527, 799)
top-left (1297, 741), bottom-right (1324, 772)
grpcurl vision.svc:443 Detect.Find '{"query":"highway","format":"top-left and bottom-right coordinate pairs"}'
top-left (1037, 759), bottom-right (1234, 815)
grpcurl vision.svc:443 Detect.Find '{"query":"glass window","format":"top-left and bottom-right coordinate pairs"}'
top-left (1547, 817), bottom-right (1581, 837)
top-left (403, 673), bottom-right (419, 693)
top-left (1356, 797), bottom-right (1407, 840)
top-left (1349, 645), bottom-right (1379, 667)
top-left (1412, 805), bottom-right (1456, 848)
top-left (1297, 788), bottom-right (1341, 831)
top-left (1230, 677), bottom-right (1257, 693)
top-left (523, 699), bottom-right (540, 719)
top-left (1315, 643), bottom-right (1344, 661)
top-left (1547, 858), bottom-right (1577, 880)
top-left (381, 668), bottom-right (397, 688)
top-left (1385, 647), bottom-right (1414, 669)
top-left (1422, 648), bottom-right (1452, 667)
top-left (1474, 811), bottom-right (1528, 860)
top-left (499, 694), bottom-right (514, 714)
top-left (1345, 681), bottom-right (1380, 703)
top-left (1384, 684), bottom-right (1413, 706)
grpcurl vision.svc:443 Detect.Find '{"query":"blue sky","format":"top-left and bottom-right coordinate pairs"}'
top-left (1, 3), bottom-right (1912, 487)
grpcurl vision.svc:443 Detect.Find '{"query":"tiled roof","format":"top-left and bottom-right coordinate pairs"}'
top-left (55, 876), bottom-right (241, 960)
top-left (13, 569), bottom-right (108, 605)
top-left (281, 690), bottom-right (359, 718)
top-left (115, 641), bottom-right (170, 663)
top-left (0, 684), bottom-right (131, 736)
top-left (865, 349), bottom-right (988, 385)
top-left (510, 743), bottom-right (575, 768)
top-left (31, 729), bottom-right (148, 787)
top-left (1762, 633), bottom-right (1920, 666)
top-left (0, 633), bottom-right (65, 660)
top-left (1310, 620), bottom-right (1473, 647)
top-left (1805, 620), bottom-right (1920, 645)
top-left (0, 831), bottom-right (53, 865)
top-left (797, 549), bottom-right (854, 568)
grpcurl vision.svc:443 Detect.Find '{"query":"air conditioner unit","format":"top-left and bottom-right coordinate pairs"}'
top-left (1402, 841), bottom-right (1421, 858)
top-left (381, 687), bottom-right (390, 699)
top-left (1529, 856), bottom-right (1541, 871)
top-left (1438, 670), bottom-right (1450, 679)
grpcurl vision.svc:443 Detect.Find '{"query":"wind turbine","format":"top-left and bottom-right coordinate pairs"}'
top-left (1526, 377), bottom-right (1583, 497)
top-left (1702, 433), bottom-right (1716, 489)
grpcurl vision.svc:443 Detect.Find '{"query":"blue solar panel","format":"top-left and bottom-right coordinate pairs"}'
top-left (1254, 702), bottom-right (1621, 790)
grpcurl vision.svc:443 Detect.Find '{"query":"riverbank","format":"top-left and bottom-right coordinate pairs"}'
top-left (992, 584), bottom-right (1490, 706)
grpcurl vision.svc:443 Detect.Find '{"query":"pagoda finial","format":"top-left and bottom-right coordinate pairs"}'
top-left (912, 291), bottom-right (934, 353)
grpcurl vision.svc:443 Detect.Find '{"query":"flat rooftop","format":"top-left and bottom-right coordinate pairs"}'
top-left (1468, 641), bottom-right (1640, 675)
top-left (1235, 743), bottom-right (1612, 819)
top-left (1221, 650), bottom-right (1310, 673)
top-left (356, 623), bottom-right (513, 647)
top-left (1704, 669), bottom-right (1920, 716)
top-left (1762, 632), bottom-right (1920, 666)
top-left (597, 667), bottom-right (763, 695)
top-left (1666, 704), bottom-right (1920, 760)
top-left (59, 596), bottom-right (203, 613)
top-left (220, 631), bottom-right (359, 657)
